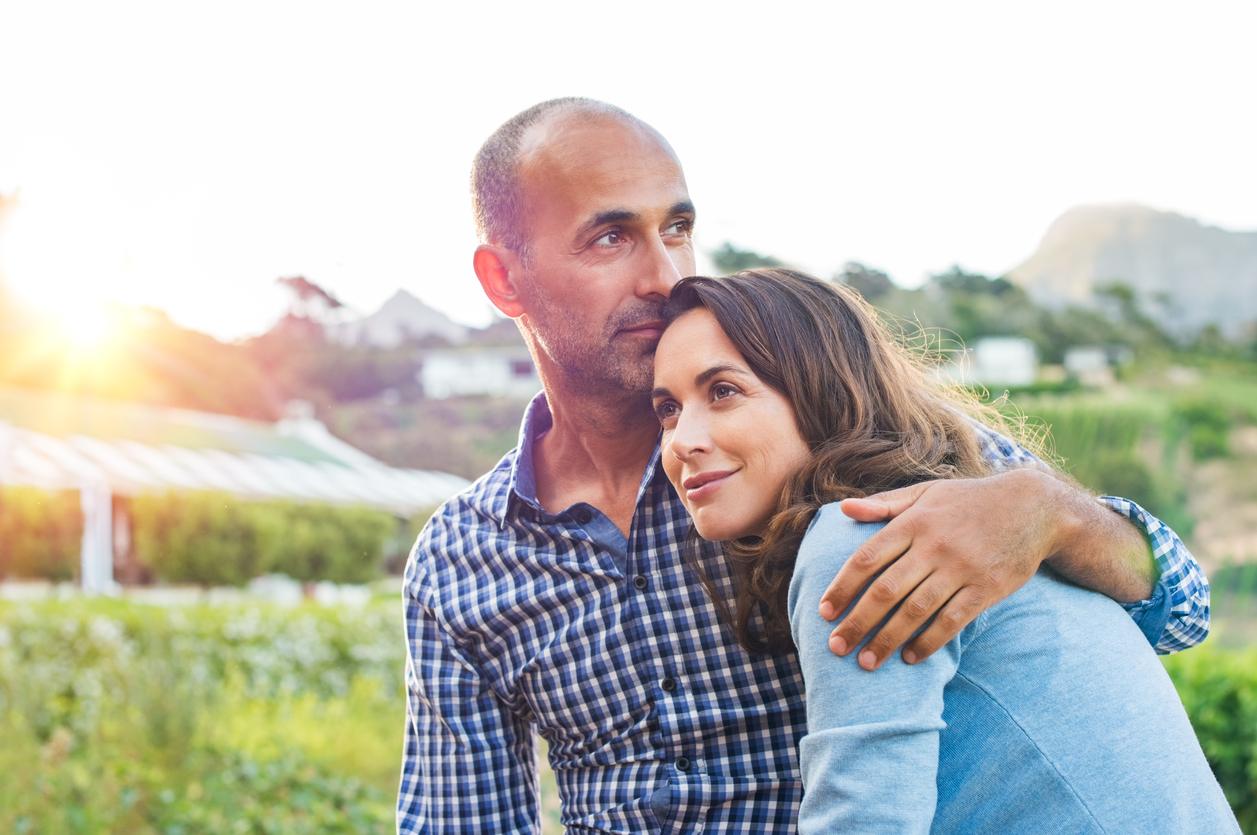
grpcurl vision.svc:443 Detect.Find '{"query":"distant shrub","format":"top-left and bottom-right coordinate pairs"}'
top-left (132, 492), bottom-right (280, 587)
top-left (1174, 399), bottom-right (1233, 460)
top-left (0, 486), bottom-right (81, 581)
top-left (1162, 647), bottom-right (1257, 832)
top-left (132, 492), bottom-right (396, 586)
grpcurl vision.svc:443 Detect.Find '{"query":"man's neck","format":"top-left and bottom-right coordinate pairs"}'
top-left (532, 383), bottom-right (661, 537)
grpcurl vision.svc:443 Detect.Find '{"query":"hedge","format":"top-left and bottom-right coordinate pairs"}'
top-left (132, 491), bottom-right (397, 586)
top-left (0, 486), bottom-right (82, 581)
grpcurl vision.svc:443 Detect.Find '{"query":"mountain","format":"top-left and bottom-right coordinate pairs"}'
top-left (1007, 205), bottom-right (1257, 338)
top-left (327, 289), bottom-right (470, 347)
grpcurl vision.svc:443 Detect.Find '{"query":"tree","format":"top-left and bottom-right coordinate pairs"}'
top-left (834, 262), bottom-right (894, 300)
top-left (710, 242), bottom-right (782, 275)
top-left (276, 276), bottom-right (345, 323)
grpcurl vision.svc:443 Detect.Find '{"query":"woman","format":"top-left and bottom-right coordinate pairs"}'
top-left (650, 268), bottom-right (1237, 833)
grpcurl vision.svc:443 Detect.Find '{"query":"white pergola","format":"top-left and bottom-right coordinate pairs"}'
top-left (0, 388), bottom-right (470, 594)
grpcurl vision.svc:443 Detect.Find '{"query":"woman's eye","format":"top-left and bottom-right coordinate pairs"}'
top-left (712, 384), bottom-right (736, 401)
top-left (655, 402), bottom-right (679, 423)
top-left (594, 231), bottom-right (624, 246)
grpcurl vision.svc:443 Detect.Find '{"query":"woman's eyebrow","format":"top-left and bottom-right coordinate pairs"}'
top-left (650, 384), bottom-right (672, 400)
top-left (695, 364), bottom-right (744, 387)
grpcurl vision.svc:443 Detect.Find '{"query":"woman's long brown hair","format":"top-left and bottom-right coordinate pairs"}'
top-left (661, 268), bottom-right (1029, 655)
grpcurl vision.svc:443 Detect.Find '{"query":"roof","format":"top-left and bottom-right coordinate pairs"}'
top-left (0, 386), bottom-right (469, 515)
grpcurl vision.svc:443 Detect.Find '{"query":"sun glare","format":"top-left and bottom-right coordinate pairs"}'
top-left (59, 305), bottom-right (115, 349)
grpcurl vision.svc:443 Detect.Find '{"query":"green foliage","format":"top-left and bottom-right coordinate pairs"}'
top-left (132, 492), bottom-right (395, 586)
top-left (0, 600), bottom-right (562, 834)
top-left (0, 600), bottom-right (404, 833)
top-left (835, 262), bottom-right (894, 301)
top-left (1162, 647), bottom-right (1257, 832)
top-left (1174, 398), bottom-right (1234, 460)
top-left (0, 486), bottom-right (81, 581)
top-left (709, 242), bottom-right (782, 275)
top-left (1018, 399), bottom-right (1194, 536)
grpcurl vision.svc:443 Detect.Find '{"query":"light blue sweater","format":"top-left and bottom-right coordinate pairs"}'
top-left (788, 503), bottom-right (1237, 834)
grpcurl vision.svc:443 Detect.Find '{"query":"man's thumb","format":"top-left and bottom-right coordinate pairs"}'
top-left (839, 481), bottom-right (934, 521)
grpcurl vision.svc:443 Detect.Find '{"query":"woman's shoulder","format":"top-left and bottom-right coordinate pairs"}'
top-left (787, 503), bottom-right (887, 621)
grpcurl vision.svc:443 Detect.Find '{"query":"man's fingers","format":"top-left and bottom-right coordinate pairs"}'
top-left (819, 524), bottom-right (914, 621)
top-left (839, 482), bottom-right (936, 523)
top-left (826, 557), bottom-right (932, 657)
top-left (901, 587), bottom-right (989, 665)
top-left (850, 575), bottom-right (956, 671)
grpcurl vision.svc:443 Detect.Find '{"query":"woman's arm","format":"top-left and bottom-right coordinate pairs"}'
top-left (788, 505), bottom-right (963, 835)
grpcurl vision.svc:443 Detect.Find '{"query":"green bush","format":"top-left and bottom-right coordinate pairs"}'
top-left (1163, 647), bottom-right (1257, 832)
top-left (0, 486), bottom-right (82, 581)
top-left (132, 491), bottom-right (280, 587)
top-left (132, 492), bottom-right (396, 586)
top-left (1174, 399), bottom-right (1234, 460)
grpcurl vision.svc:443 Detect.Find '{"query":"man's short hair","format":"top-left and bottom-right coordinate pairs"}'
top-left (470, 97), bottom-right (637, 260)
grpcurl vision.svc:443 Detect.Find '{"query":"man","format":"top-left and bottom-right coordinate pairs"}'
top-left (399, 98), bottom-right (1208, 833)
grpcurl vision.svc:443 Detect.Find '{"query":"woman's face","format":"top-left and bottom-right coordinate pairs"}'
top-left (652, 308), bottom-right (811, 541)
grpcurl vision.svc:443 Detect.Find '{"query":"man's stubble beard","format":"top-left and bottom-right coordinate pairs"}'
top-left (522, 279), bottom-right (662, 401)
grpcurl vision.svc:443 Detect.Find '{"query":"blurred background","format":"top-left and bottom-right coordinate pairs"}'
top-left (1, 1), bottom-right (1255, 832)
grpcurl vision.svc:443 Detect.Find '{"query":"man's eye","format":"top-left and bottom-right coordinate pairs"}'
top-left (594, 231), bottom-right (624, 246)
top-left (664, 220), bottom-right (692, 236)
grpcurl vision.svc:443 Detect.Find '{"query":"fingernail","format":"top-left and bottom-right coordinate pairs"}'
top-left (859, 650), bottom-right (877, 670)
top-left (830, 635), bottom-right (847, 655)
top-left (902, 649), bottom-right (917, 665)
top-left (819, 601), bottom-right (836, 620)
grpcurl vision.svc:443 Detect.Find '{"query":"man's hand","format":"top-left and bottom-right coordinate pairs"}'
top-left (818, 469), bottom-right (1074, 671)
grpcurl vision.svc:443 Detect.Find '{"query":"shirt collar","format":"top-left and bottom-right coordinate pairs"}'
top-left (506, 390), bottom-right (667, 517)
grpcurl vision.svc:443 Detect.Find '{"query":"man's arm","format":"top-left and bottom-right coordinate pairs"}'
top-left (398, 559), bottom-right (540, 834)
top-left (816, 437), bottom-right (1209, 670)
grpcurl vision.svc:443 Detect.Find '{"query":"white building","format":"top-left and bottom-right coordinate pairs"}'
top-left (936, 337), bottom-right (1039, 388)
top-left (420, 348), bottom-right (541, 400)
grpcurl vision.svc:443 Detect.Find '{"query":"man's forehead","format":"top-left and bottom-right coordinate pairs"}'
top-left (522, 114), bottom-right (682, 184)
top-left (517, 113), bottom-right (689, 227)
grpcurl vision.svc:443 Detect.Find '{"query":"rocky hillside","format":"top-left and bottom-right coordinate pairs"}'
top-left (1007, 204), bottom-right (1257, 338)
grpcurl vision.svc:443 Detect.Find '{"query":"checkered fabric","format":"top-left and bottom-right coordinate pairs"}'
top-left (398, 395), bottom-right (1209, 833)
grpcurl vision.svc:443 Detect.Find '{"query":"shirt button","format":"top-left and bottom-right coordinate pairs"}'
top-left (576, 509), bottom-right (592, 525)
top-left (633, 575), bottom-right (648, 590)
top-left (661, 677), bottom-right (676, 692)
top-left (675, 757), bottom-right (691, 772)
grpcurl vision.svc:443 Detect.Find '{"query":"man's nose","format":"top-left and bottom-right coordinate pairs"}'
top-left (638, 234), bottom-right (684, 299)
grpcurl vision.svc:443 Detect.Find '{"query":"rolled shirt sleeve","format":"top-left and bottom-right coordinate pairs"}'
top-left (974, 421), bottom-right (1210, 653)
top-left (1099, 495), bottom-right (1211, 654)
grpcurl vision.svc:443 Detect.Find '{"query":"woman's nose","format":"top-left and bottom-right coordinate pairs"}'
top-left (668, 409), bottom-right (710, 459)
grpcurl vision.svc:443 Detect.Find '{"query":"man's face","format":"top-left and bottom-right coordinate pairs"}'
top-left (513, 115), bottom-right (696, 398)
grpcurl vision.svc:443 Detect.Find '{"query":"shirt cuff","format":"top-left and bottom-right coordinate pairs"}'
top-left (1118, 576), bottom-right (1173, 648)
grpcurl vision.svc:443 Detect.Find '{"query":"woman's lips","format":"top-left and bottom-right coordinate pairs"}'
top-left (682, 469), bottom-right (737, 502)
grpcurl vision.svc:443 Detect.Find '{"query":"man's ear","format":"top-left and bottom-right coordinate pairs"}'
top-left (473, 245), bottom-right (526, 319)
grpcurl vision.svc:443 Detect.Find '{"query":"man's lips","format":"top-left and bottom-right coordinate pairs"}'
top-left (619, 320), bottom-right (666, 338)
top-left (682, 469), bottom-right (737, 501)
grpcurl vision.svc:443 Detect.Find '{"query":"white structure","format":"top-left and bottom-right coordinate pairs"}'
top-left (0, 386), bottom-right (471, 593)
top-left (936, 337), bottom-right (1038, 388)
top-left (421, 348), bottom-right (541, 399)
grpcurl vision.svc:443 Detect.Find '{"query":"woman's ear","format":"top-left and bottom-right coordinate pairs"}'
top-left (473, 245), bottom-right (526, 319)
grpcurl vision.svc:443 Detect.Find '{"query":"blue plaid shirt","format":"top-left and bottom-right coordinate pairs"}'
top-left (399, 394), bottom-right (1209, 833)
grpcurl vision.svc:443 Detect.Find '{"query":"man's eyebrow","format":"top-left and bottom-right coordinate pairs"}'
top-left (575, 209), bottom-right (639, 241)
top-left (669, 200), bottom-right (696, 218)
top-left (574, 201), bottom-right (696, 242)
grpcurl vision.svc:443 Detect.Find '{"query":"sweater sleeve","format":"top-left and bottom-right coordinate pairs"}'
top-left (787, 506), bottom-right (963, 835)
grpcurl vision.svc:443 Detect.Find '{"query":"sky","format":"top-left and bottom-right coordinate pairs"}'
top-left (1, 0), bottom-right (1255, 341)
